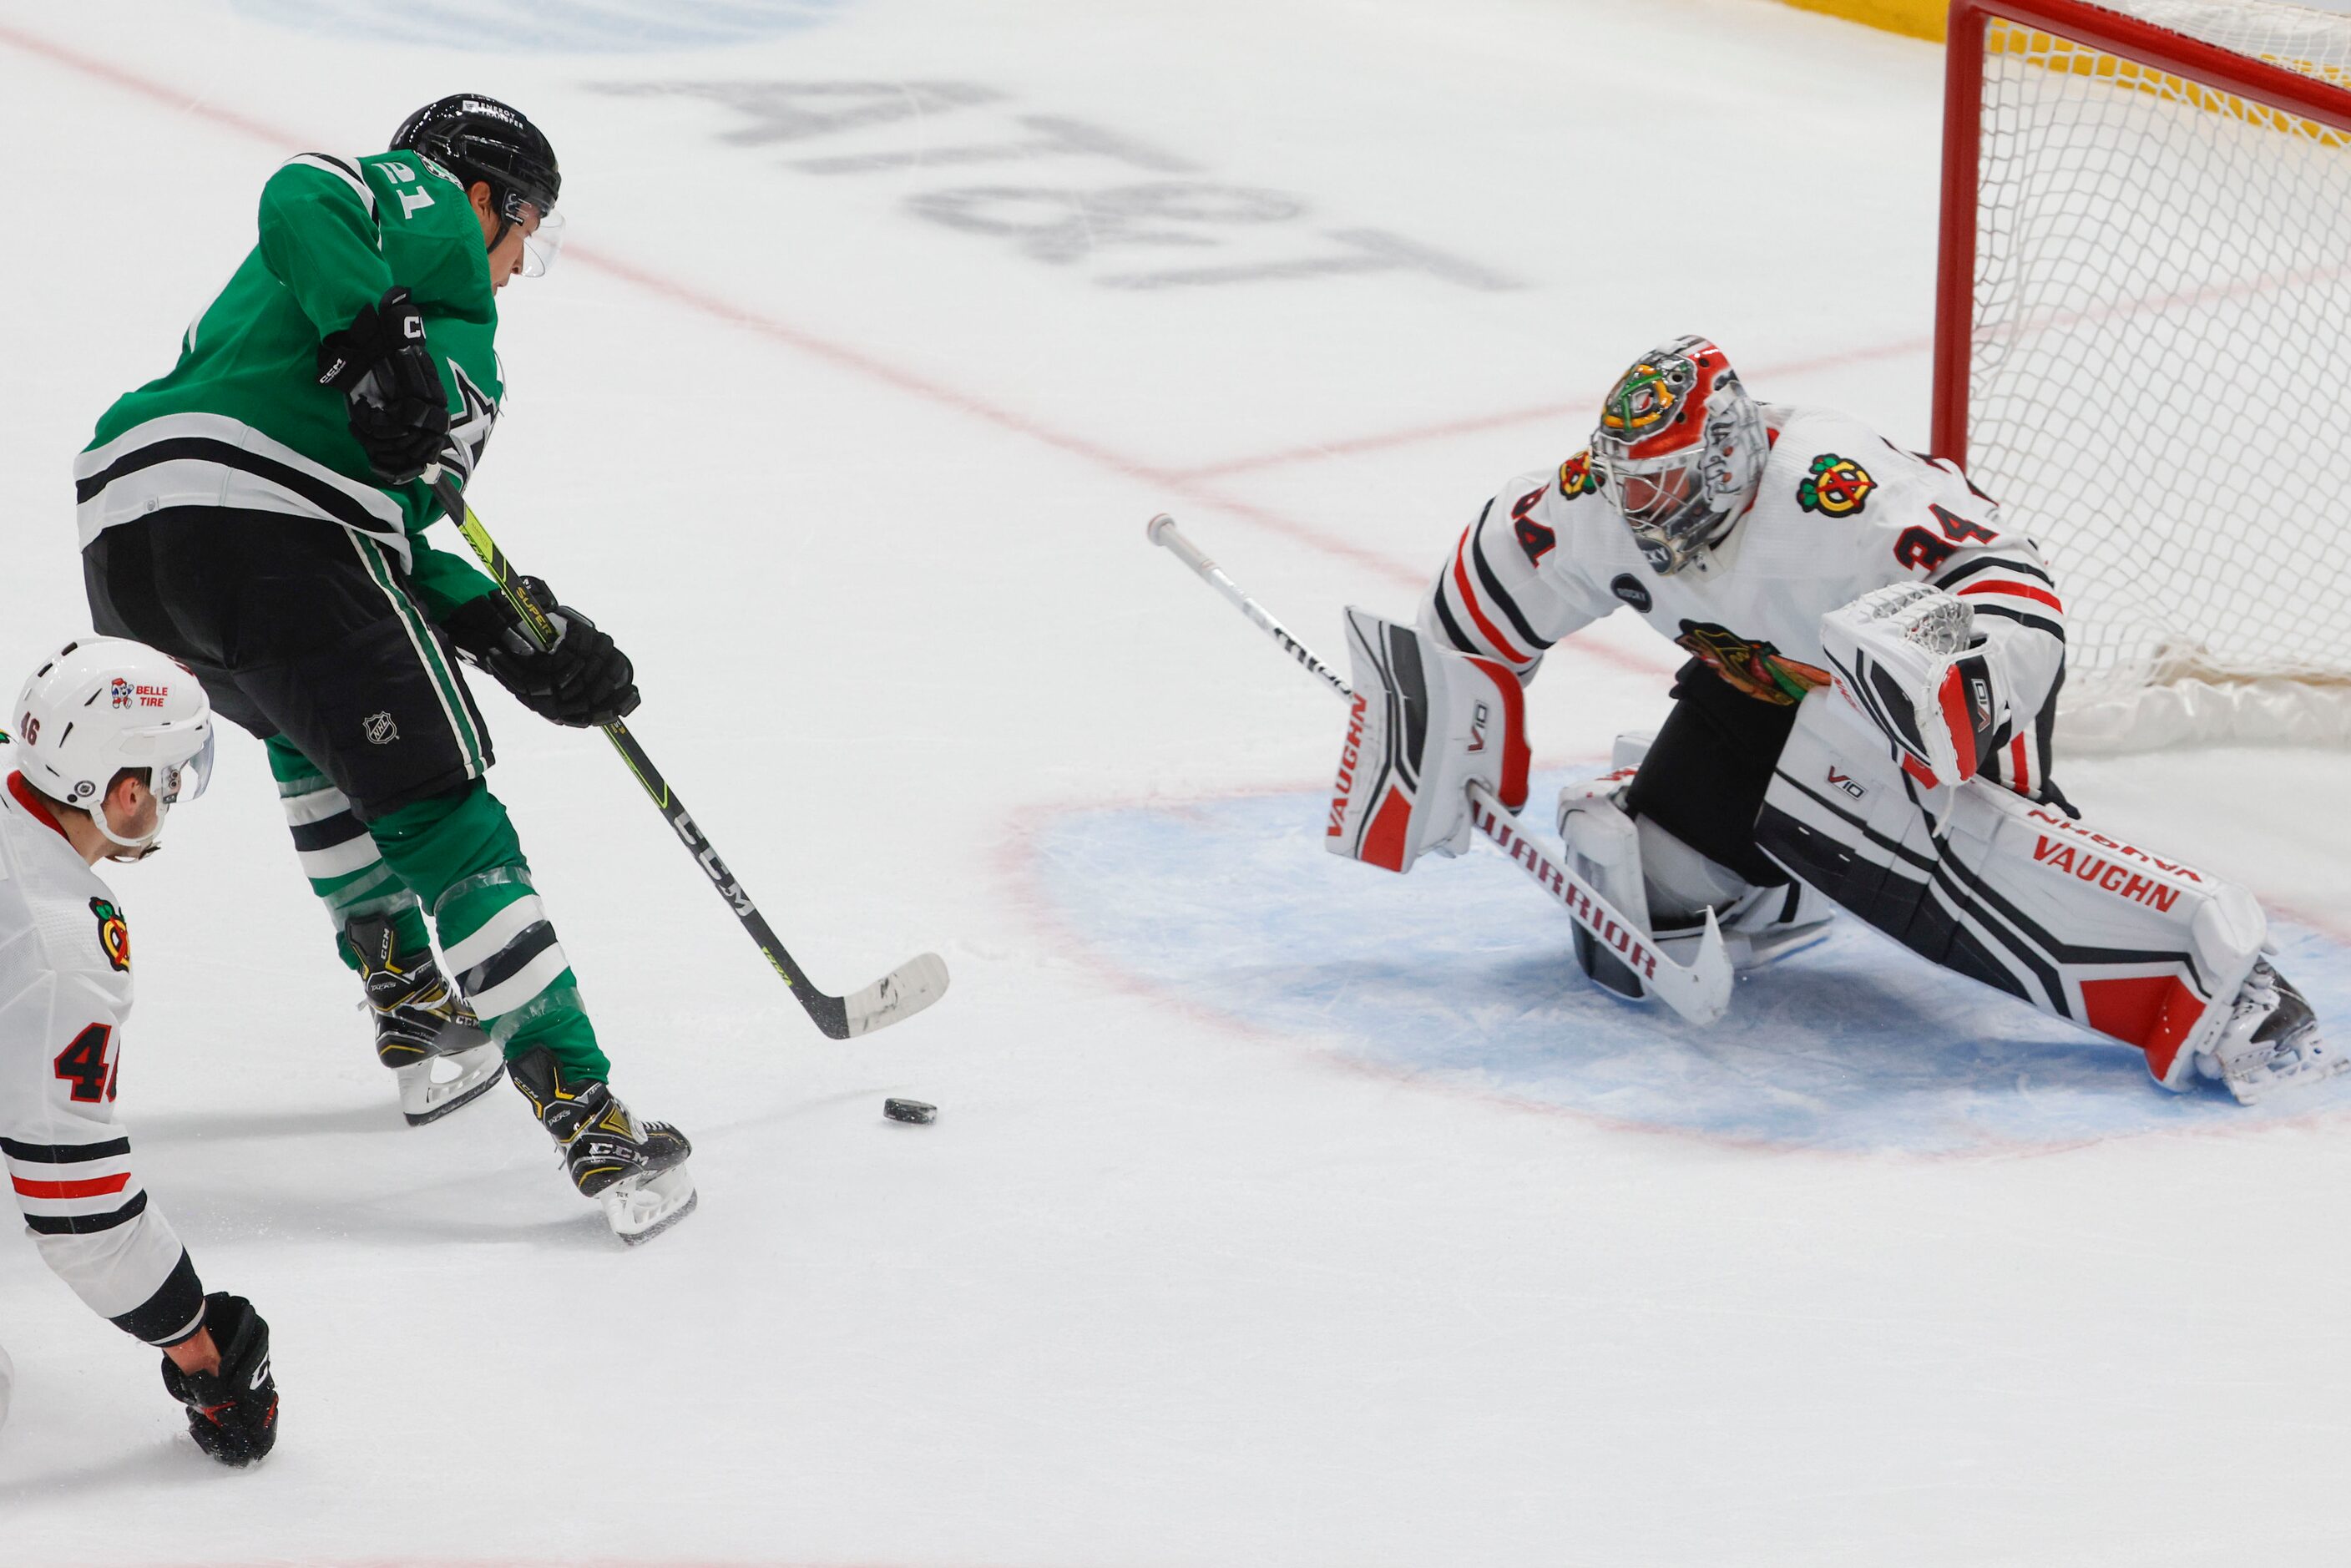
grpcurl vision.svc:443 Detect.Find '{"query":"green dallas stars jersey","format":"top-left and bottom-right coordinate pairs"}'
top-left (74, 150), bottom-right (505, 619)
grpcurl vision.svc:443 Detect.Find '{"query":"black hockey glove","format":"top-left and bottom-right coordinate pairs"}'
top-left (444, 578), bottom-right (641, 729)
top-left (159, 1292), bottom-right (279, 1468)
top-left (316, 286), bottom-right (450, 484)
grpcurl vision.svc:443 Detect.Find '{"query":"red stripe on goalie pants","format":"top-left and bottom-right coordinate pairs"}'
top-left (13, 1171), bottom-right (130, 1200)
top-left (1449, 529), bottom-right (1529, 665)
top-left (1957, 579), bottom-right (2064, 612)
top-left (2080, 973), bottom-right (2210, 1080)
top-left (2010, 734), bottom-right (2031, 794)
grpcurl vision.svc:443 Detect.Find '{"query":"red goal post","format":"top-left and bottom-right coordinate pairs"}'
top-left (1932, 0), bottom-right (2351, 751)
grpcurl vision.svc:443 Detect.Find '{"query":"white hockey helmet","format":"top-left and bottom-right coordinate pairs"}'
top-left (13, 638), bottom-right (215, 855)
top-left (1588, 335), bottom-right (1768, 576)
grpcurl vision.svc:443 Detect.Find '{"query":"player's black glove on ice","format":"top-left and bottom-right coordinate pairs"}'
top-left (444, 578), bottom-right (641, 728)
top-left (316, 286), bottom-right (450, 484)
top-left (159, 1292), bottom-right (279, 1468)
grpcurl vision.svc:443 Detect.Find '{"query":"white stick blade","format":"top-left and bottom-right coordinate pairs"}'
top-left (844, 952), bottom-right (951, 1037)
top-left (1659, 908), bottom-right (1735, 1028)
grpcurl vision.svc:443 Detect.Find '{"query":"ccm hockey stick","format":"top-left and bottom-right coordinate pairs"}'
top-left (430, 473), bottom-right (948, 1040)
top-left (1147, 513), bottom-right (1732, 1027)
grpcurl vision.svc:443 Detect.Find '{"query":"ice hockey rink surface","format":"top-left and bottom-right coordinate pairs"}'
top-left (5, 2), bottom-right (2351, 1564)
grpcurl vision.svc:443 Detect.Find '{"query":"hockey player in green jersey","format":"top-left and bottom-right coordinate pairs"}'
top-left (76, 95), bottom-right (695, 1243)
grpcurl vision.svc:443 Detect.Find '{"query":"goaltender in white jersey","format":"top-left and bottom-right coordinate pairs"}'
top-left (1326, 336), bottom-right (2333, 1104)
top-left (1, 638), bottom-right (278, 1464)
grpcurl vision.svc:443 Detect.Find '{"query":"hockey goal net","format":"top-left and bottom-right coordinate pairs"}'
top-left (1934, 0), bottom-right (2351, 751)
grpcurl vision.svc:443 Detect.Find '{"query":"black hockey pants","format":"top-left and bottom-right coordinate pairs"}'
top-left (1622, 660), bottom-right (1802, 888)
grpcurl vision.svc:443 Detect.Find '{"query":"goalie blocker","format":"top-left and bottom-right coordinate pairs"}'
top-left (1327, 609), bottom-right (1529, 871)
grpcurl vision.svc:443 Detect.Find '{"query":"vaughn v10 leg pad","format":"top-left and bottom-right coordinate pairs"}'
top-left (1757, 694), bottom-right (2301, 1092)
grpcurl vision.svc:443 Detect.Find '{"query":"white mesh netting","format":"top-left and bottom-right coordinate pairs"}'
top-left (1967, 0), bottom-right (2351, 750)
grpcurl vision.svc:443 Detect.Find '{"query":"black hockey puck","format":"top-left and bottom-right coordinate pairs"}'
top-left (882, 1097), bottom-right (937, 1124)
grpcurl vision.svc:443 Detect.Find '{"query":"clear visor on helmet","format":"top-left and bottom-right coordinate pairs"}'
top-left (152, 726), bottom-right (215, 807)
top-left (90, 722), bottom-right (213, 858)
top-left (503, 192), bottom-right (565, 279)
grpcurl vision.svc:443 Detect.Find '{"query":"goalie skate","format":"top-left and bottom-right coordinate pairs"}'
top-left (2198, 962), bottom-right (2343, 1106)
top-left (1655, 880), bottom-right (1836, 974)
top-left (1557, 736), bottom-right (1833, 999)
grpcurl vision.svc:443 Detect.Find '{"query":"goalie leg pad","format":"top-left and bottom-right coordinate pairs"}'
top-left (1557, 778), bottom-right (1656, 999)
top-left (1327, 609), bottom-right (1528, 872)
top-left (1757, 694), bottom-right (2275, 1089)
top-left (1557, 747), bottom-right (1837, 996)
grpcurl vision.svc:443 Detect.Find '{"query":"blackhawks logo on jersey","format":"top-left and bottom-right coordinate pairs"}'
top-left (1795, 453), bottom-right (1876, 518)
top-left (1557, 450), bottom-right (1600, 500)
top-left (1675, 621), bottom-right (1831, 706)
top-left (89, 898), bottom-right (129, 973)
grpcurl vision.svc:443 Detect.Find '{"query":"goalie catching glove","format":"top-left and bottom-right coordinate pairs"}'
top-left (1327, 608), bottom-right (1529, 871)
top-left (1818, 583), bottom-right (2005, 789)
top-left (444, 577), bottom-right (640, 728)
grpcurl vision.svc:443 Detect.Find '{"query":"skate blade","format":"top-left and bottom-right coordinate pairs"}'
top-left (397, 1047), bottom-right (506, 1127)
top-left (1657, 918), bottom-right (1834, 974)
top-left (603, 1164), bottom-right (697, 1246)
top-left (1730, 919), bottom-right (1836, 972)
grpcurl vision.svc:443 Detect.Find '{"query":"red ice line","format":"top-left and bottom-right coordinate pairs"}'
top-left (0, 18), bottom-right (1681, 680)
top-left (1174, 336), bottom-right (1941, 482)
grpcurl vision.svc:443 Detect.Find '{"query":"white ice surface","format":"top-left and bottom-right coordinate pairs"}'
top-left (0, 3), bottom-right (2348, 1565)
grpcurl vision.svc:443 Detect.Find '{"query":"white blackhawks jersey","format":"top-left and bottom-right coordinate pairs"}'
top-left (0, 774), bottom-right (200, 1346)
top-left (1419, 405), bottom-right (2070, 798)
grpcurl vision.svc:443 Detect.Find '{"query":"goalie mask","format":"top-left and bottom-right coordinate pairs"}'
top-left (1589, 336), bottom-right (1767, 576)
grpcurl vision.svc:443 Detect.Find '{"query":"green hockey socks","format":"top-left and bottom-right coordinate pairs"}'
top-left (268, 738), bottom-right (609, 1080)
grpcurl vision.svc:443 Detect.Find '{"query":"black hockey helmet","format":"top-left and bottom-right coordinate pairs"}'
top-left (392, 94), bottom-right (560, 221)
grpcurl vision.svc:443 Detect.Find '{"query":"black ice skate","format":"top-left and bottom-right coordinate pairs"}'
top-left (343, 913), bottom-right (504, 1126)
top-left (507, 1046), bottom-right (697, 1245)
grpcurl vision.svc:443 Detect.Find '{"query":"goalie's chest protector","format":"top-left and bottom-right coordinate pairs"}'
top-left (1554, 411), bottom-right (2002, 707)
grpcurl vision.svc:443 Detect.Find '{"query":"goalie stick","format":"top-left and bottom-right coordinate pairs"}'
top-left (429, 473), bottom-right (948, 1040)
top-left (1146, 513), bottom-right (1732, 1027)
